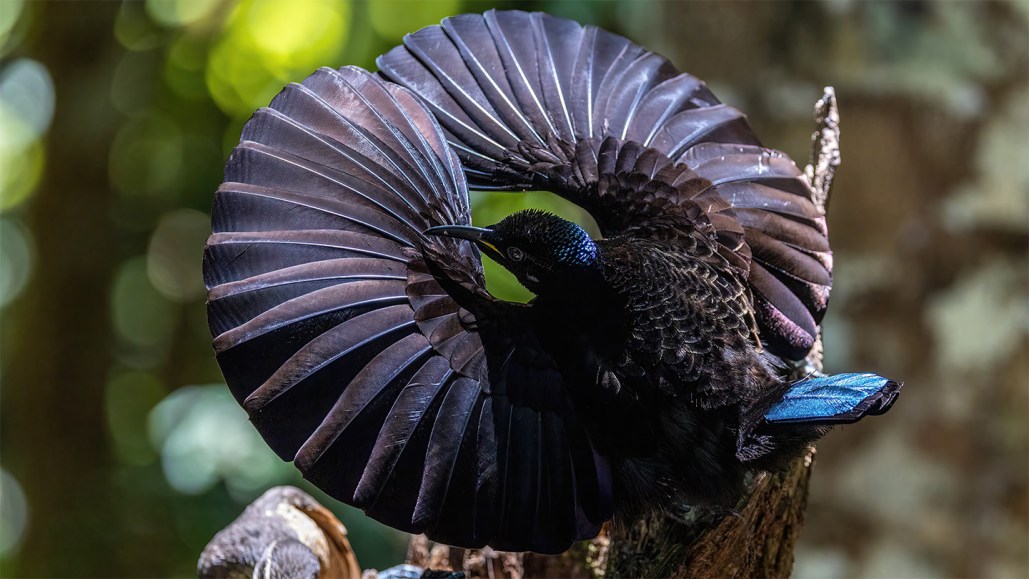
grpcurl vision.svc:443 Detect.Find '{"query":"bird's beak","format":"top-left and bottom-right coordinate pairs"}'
top-left (424, 225), bottom-right (502, 258)
top-left (423, 225), bottom-right (489, 241)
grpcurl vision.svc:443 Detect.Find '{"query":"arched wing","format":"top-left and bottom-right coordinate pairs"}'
top-left (377, 10), bottom-right (757, 189)
top-left (376, 9), bottom-right (830, 358)
top-left (204, 66), bottom-right (611, 553)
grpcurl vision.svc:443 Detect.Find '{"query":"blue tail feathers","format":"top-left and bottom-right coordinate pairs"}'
top-left (763, 373), bottom-right (901, 424)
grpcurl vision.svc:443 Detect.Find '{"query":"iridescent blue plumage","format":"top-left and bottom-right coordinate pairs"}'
top-left (764, 373), bottom-right (901, 424)
top-left (550, 222), bottom-right (597, 267)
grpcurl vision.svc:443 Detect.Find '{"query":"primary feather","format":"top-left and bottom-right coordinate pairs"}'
top-left (204, 10), bottom-right (901, 554)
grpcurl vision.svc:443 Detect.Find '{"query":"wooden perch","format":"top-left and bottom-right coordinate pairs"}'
top-left (198, 486), bottom-right (361, 579)
top-left (806, 87), bottom-right (841, 214)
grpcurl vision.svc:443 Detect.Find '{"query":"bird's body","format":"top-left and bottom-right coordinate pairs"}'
top-left (438, 218), bottom-right (799, 516)
top-left (204, 10), bottom-right (901, 554)
top-left (537, 235), bottom-right (760, 509)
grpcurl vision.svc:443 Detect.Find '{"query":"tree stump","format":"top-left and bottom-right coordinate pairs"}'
top-left (198, 486), bottom-right (361, 579)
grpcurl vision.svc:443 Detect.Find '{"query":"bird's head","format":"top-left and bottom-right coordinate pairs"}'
top-left (426, 209), bottom-right (599, 295)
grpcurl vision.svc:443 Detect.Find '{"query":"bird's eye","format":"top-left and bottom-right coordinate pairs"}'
top-left (507, 247), bottom-right (525, 262)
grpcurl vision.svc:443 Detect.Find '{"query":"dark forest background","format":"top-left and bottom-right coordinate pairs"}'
top-left (0, 1), bottom-right (1026, 577)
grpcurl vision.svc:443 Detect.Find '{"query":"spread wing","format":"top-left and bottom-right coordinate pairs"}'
top-left (204, 66), bottom-right (611, 553)
top-left (376, 9), bottom-right (830, 359)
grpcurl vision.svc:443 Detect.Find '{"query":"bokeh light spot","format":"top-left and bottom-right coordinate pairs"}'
top-left (244, 0), bottom-right (344, 60)
top-left (147, 208), bottom-right (210, 303)
top-left (368, 0), bottom-right (458, 40)
top-left (0, 217), bottom-right (34, 308)
top-left (0, 140), bottom-right (43, 211)
top-left (0, 0), bottom-right (24, 47)
top-left (0, 467), bottom-right (28, 558)
top-left (0, 58), bottom-right (53, 211)
top-left (206, 0), bottom-right (350, 118)
top-left (164, 35), bottom-right (210, 100)
top-left (111, 50), bottom-right (161, 116)
top-left (109, 113), bottom-right (184, 200)
top-left (105, 370), bottom-right (167, 465)
top-left (0, 61), bottom-right (56, 137)
top-left (114, 0), bottom-right (166, 51)
top-left (145, 0), bottom-right (221, 28)
top-left (110, 257), bottom-right (178, 367)
top-left (148, 385), bottom-right (293, 499)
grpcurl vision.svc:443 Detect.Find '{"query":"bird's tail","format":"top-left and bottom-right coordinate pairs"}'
top-left (763, 372), bottom-right (901, 425)
top-left (738, 373), bottom-right (902, 469)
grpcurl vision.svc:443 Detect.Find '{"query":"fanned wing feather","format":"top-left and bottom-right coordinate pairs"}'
top-left (296, 332), bottom-right (435, 471)
top-left (377, 9), bottom-right (831, 358)
top-left (243, 305), bottom-right (417, 415)
top-left (205, 66), bottom-right (610, 553)
top-left (353, 356), bottom-right (453, 507)
top-left (412, 376), bottom-right (481, 526)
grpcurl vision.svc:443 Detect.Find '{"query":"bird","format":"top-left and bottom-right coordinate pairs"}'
top-left (203, 10), bottom-right (901, 555)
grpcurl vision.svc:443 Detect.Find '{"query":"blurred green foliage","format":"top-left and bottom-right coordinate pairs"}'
top-left (0, 1), bottom-right (1025, 578)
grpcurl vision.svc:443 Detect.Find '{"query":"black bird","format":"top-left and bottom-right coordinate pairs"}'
top-left (204, 10), bottom-right (901, 554)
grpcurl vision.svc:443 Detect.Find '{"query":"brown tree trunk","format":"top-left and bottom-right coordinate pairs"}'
top-left (1, 2), bottom-right (121, 576)
top-left (600, 451), bottom-right (815, 578)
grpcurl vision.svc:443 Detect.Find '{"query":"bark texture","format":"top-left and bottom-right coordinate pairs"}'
top-left (198, 486), bottom-right (361, 579)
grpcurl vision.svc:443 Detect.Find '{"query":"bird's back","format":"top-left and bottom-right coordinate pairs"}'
top-left (599, 238), bottom-right (752, 394)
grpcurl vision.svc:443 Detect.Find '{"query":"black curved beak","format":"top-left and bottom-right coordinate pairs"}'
top-left (423, 224), bottom-right (490, 241)
top-left (424, 224), bottom-right (503, 261)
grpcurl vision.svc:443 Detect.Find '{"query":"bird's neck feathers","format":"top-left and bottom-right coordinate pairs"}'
top-left (549, 227), bottom-right (599, 269)
top-left (487, 211), bottom-right (603, 296)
